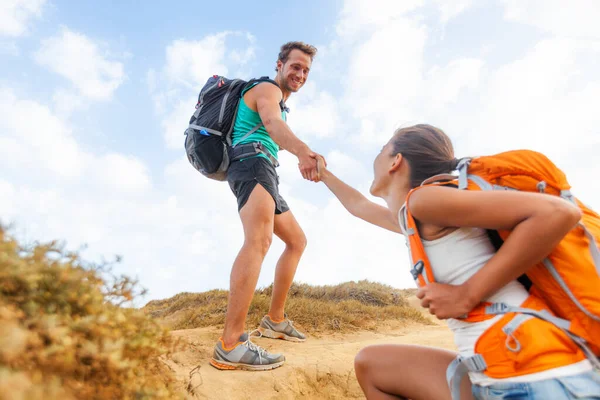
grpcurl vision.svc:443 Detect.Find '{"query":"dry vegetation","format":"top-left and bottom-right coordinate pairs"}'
top-left (0, 223), bottom-right (429, 400)
top-left (144, 281), bottom-right (425, 334)
top-left (0, 226), bottom-right (183, 400)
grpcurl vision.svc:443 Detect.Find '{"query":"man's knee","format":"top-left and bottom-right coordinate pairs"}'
top-left (291, 231), bottom-right (307, 253)
top-left (282, 227), bottom-right (307, 254)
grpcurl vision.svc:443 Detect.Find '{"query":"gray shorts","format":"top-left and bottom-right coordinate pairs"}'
top-left (227, 156), bottom-right (289, 214)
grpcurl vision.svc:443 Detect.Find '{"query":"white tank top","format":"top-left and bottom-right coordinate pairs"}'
top-left (420, 226), bottom-right (528, 356)
top-left (407, 223), bottom-right (592, 385)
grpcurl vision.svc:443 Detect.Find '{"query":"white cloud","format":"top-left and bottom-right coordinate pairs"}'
top-left (325, 150), bottom-right (373, 184)
top-left (294, 197), bottom-right (411, 288)
top-left (0, 40), bottom-right (20, 56)
top-left (94, 154), bottom-right (152, 193)
top-left (330, 7), bottom-right (430, 147)
top-left (51, 88), bottom-right (87, 118)
top-left (0, 90), bottom-right (227, 302)
top-left (433, 0), bottom-right (473, 24)
top-left (300, 0), bottom-right (600, 293)
top-left (164, 32), bottom-right (236, 88)
top-left (152, 31), bottom-right (259, 150)
top-left (34, 27), bottom-right (125, 101)
top-left (162, 96), bottom-right (196, 149)
top-left (336, 0), bottom-right (424, 39)
top-left (453, 38), bottom-right (600, 157)
top-left (0, 88), bottom-right (153, 190)
top-left (345, 16), bottom-right (427, 120)
top-left (228, 32), bottom-right (257, 66)
top-left (0, 0), bottom-right (46, 37)
top-left (0, 180), bottom-right (16, 217)
top-left (0, 88), bottom-right (85, 178)
top-left (425, 58), bottom-right (484, 110)
top-left (502, 0), bottom-right (600, 39)
top-left (285, 82), bottom-right (341, 139)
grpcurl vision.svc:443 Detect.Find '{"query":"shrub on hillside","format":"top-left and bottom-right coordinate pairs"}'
top-left (145, 281), bottom-right (426, 333)
top-left (0, 226), bottom-right (183, 400)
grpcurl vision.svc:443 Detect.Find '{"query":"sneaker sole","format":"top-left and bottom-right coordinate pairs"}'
top-left (258, 327), bottom-right (306, 342)
top-left (209, 358), bottom-right (284, 371)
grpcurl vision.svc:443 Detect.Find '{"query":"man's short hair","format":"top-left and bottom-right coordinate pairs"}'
top-left (276, 41), bottom-right (317, 71)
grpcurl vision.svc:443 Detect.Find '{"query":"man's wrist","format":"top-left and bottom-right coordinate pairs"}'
top-left (295, 144), bottom-right (312, 159)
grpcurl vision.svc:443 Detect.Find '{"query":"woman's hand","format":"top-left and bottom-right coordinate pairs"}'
top-left (416, 282), bottom-right (477, 319)
top-left (315, 154), bottom-right (327, 181)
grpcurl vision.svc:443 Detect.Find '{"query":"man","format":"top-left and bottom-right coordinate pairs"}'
top-left (210, 41), bottom-right (322, 371)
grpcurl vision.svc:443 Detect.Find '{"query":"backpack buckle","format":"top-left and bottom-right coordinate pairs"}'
top-left (411, 260), bottom-right (425, 280)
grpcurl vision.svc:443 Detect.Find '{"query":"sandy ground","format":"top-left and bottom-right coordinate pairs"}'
top-left (163, 297), bottom-right (455, 400)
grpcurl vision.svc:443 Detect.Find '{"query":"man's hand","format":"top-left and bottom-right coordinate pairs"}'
top-left (416, 282), bottom-right (478, 319)
top-left (297, 149), bottom-right (319, 182)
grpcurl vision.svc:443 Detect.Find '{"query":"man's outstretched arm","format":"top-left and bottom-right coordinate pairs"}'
top-left (253, 83), bottom-right (319, 181)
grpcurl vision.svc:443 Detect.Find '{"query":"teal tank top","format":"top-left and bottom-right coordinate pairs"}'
top-left (231, 82), bottom-right (287, 163)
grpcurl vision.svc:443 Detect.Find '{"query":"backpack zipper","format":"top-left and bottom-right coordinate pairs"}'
top-left (198, 77), bottom-right (221, 106)
top-left (218, 79), bottom-right (240, 126)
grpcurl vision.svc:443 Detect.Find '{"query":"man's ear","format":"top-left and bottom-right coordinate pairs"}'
top-left (276, 59), bottom-right (283, 72)
top-left (389, 153), bottom-right (403, 173)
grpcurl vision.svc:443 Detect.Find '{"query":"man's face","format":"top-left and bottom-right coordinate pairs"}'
top-left (277, 49), bottom-right (312, 93)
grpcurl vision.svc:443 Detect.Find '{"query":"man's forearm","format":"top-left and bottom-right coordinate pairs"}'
top-left (265, 118), bottom-right (310, 156)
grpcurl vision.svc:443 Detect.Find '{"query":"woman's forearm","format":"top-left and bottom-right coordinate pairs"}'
top-left (464, 207), bottom-right (581, 303)
top-left (320, 169), bottom-right (401, 233)
top-left (320, 169), bottom-right (367, 215)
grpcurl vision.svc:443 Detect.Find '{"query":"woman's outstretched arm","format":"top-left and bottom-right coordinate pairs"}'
top-left (317, 157), bottom-right (401, 234)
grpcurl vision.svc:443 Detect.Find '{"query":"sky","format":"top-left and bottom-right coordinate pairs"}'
top-left (1, 0), bottom-right (599, 305)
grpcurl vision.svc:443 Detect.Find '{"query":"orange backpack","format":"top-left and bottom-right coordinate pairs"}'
top-left (401, 150), bottom-right (600, 399)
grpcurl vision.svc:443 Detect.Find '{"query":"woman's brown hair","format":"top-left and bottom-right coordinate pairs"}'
top-left (391, 124), bottom-right (459, 188)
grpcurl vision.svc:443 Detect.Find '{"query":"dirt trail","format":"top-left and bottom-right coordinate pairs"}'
top-left (164, 297), bottom-right (455, 399)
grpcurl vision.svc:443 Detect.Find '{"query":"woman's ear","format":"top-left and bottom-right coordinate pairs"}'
top-left (389, 153), bottom-right (403, 173)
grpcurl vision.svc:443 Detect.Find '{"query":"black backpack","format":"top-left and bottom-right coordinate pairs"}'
top-left (184, 75), bottom-right (283, 181)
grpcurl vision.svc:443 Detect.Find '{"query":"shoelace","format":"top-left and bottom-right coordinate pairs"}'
top-left (244, 329), bottom-right (267, 364)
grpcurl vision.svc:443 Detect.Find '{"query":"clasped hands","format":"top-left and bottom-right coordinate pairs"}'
top-left (297, 150), bottom-right (327, 182)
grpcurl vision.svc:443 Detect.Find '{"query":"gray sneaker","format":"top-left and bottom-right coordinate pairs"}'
top-left (257, 314), bottom-right (306, 342)
top-left (210, 332), bottom-right (285, 371)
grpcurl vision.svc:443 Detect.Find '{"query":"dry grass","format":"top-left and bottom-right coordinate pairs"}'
top-left (0, 223), bottom-right (430, 400)
top-left (144, 281), bottom-right (426, 334)
top-left (0, 226), bottom-right (183, 400)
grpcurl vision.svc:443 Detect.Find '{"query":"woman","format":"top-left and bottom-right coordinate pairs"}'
top-left (316, 124), bottom-right (600, 399)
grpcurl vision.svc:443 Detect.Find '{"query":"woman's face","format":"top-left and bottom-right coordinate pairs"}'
top-left (370, 139), bottom-right (396, 197)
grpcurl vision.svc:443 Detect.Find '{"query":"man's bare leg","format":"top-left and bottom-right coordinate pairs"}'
top-left (268, 210), bottom-right (307, 321)
top-left (221, 184), bottom-right (275, 348)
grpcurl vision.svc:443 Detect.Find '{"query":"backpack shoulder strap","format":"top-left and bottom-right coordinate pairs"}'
top-left (241, 76), bottom-right (279, 95)
top-left (401, 179), bottom-right (464, 287)
top-left (401, 186), bottom-right (437, 287)
top-left (241, 76), bottom-right (288, 113)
